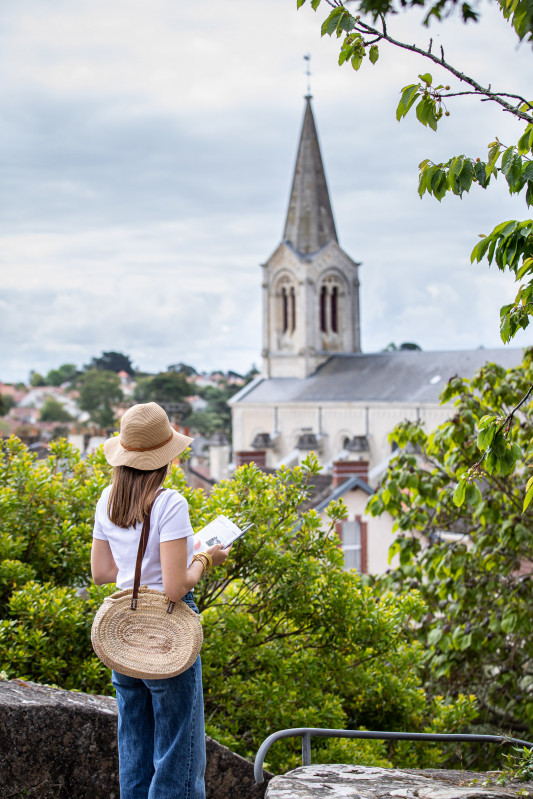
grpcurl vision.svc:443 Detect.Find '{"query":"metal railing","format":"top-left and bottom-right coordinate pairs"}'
top-left (254, 727), bottom-right (533, 784)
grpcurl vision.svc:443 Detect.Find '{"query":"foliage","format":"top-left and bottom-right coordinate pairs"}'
top-left (77, 369), bottom-right (123, 428)
top-left (186, 409), bottom-right (226, 437)
top-left (39, 396), bottom-right (74, 423)
top-left (0, 438), bottom-right (476, 772)
top-left (45, 363), bottom-right (78, 387)
top-left (133, 371), bottom-right (190, 407)
top-left (501, 746), bottom-right (533, 783)
top-left (0, 394), bottom-right (14, 417)
top-left (29, 371), bottom-right (45, 387)
top-left (298, 0), bottom-right (533, 47)
top-left (188, 384), bottom-right (240, 438)
top-left (383, 342), bottom-right (422, 351)
top-left (86, 351), bottom-right (134, 375)
top-left (167, 362), bottom-right (198, 377)
top-left (367, 351), bottom-right (533, 743)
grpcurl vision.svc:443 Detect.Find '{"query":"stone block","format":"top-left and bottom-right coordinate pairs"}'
top-left (265, 764), bottom-right (533, 799)
top-left (0, 678), bottom-right (270, 799)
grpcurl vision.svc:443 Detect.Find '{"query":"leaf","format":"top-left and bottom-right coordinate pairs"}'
top-left (418, 73), bottom-right (432, 84)
top-left (311, 0), bottom-right (321, 8)
top-left (470, 235), bottom-right (491, 263)
top-left (458, 159), bottom-right (474, 192)
top-left (396, 84), bottom-right (420, 121)
top-left (523, 480), bottom-right (533, 512)
top-left (517, 125), bottom-right (533, 155)
top-left (297, 0), bottom-right (307, 8)
top-left (522, 162), bottom-right (533, 181)
top-left (416, 97), bottom-right (430, 126)
top-left (453, 479), bottom-right (467, 507)
top-left (474, 160), bottom-right (488, 188)
top-left (351, 50), bottom-right (364, 70)
top-left (501, 146), bottom-right (516, 173)
top-left (465, 482), bottom-right (482, 506)
top-left (369, 45), bottom-right (379, 64)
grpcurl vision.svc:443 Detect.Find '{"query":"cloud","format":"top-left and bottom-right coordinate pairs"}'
top-left (0, 0), bottom-right (531, 382)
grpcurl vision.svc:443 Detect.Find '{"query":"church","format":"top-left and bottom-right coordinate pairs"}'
top-left (229, 95), bottom-right (522, 573)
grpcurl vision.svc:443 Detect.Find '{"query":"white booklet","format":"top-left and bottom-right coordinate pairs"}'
top-left (193, 514), bottom-right (253, 552)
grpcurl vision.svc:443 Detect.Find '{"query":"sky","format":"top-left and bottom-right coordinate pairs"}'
top-left (0, 0), bottom-right (531, 383)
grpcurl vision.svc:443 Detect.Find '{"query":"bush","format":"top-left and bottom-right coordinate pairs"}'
top-left (0, 437), bottom-right (476, 772)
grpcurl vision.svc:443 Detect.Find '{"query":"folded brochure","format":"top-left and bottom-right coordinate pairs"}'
top-left (193, 515), bottom-right (253, 552)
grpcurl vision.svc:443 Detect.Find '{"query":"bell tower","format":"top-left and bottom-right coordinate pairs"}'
top-left (262, 96), bottom-right (361, 379)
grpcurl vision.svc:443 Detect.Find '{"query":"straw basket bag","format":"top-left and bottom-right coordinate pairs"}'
top-left (91, 489), bottom-right (203, 679)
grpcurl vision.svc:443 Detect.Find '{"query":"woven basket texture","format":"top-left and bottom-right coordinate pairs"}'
top-left (91, 586), bottom-right (203, 679)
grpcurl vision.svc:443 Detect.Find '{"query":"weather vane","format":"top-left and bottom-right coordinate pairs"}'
top-left (303, 53), bottom-right (312, 97)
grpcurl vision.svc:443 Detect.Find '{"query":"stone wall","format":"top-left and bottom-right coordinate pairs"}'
top-left (265, 764), bottom-right (533, 799)
top-left (0, 679), bottom-right (270, 799)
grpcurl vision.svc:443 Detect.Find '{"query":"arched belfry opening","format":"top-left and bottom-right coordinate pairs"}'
top-left (262, 96), bottom-right (361, 379)
top-left (276, 274), bottom-right (297, 340)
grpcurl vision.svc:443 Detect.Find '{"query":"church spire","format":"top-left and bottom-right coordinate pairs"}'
top-left (283, 96), bottom-right (338, 255)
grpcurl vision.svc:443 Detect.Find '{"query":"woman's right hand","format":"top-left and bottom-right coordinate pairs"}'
top-left (205, 543), bottom-right (231, 567)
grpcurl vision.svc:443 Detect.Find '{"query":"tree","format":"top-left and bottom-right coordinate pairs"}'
top-left (39, 396), bottom-right (74, 423)
top-left (133, 372), bottom-right (191, 421)
top-left (0, 394), bottom-right (14, 417)
top-left (186, 409), bottom-right (225, 437)
top-left (167, 362), bottom-right (197, 377)
top-left (0, 438), bottom-right (476, 772)
top-left (77, 370), bottom-right (123, 428)
top-left (188, 383), bottom-right (243, 439)
top-left (298, 0), bottom-right (533, 499)
top-left (29, 371), bottom-right (45, 387)
top-left (383, 342), bottom-right (422, 351)
top-left (45, 363), bottom-right (78, 387)
top-left (367, 350), bottom-right (533, 743)
top-left (86, 351), bottom-right (134, 375)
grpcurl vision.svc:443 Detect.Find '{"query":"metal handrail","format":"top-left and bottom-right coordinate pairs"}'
top-left (254, 727), bottom-right (533, 784)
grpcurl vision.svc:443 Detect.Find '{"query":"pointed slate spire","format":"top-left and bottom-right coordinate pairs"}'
top-left (283, 96), bottom-right (338, 255)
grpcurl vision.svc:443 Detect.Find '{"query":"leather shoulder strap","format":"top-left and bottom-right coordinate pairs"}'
top-left (131, 488), bottom-right (166, 610)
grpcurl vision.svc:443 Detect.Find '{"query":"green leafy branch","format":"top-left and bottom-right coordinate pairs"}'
top-left (453, 383), bottom-right (533, 509)
top-left (418, 129), bottom-right (533, 203)
top-left (297, 0), bottom-right (533, 124)
top-left (471, 219), bottom-right (533, 342)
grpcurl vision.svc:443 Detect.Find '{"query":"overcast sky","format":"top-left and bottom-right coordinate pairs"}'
top-left (0, 0), bottom-right (531, 382)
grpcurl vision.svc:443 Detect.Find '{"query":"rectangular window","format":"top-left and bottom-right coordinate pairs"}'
top-left (341, 520), bottom-right (361, 572)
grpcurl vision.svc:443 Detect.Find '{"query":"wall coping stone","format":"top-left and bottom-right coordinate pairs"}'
top-left (0, 678), bottom-right (271, 799)
top-left (265, 764), bottom-right (533, 799)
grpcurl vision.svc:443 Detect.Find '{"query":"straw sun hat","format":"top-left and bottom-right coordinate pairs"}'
top-left (103, 402), bottom-right (194, 470)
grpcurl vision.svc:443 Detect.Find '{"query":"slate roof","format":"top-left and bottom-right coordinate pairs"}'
top-left (232, 348), bottom-right (525, 405)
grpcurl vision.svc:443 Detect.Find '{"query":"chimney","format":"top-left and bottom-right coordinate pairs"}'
top-left (235, 450), bottom-right (267, 468)
top-left (332, 459), bottom-right (368, 487)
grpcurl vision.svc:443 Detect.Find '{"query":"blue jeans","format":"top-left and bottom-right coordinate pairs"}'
top-left (112, 592), bottom-right (206, 799)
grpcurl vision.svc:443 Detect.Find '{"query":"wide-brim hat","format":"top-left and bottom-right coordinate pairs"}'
top-left (103, 402), bottom-right (194, 470)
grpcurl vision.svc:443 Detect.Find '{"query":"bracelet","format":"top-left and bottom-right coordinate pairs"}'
top-left (192, 552), bottom-right (212, 576)
top-left (202, 552), bottom-right (213, 572)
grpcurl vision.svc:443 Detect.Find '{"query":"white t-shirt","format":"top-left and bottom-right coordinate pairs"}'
top-left (92, 486), bottom-right (194, 591)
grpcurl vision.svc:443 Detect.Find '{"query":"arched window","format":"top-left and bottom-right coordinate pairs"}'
top-left (282, 287), bottom-right (288, 334)
top-left (290, 286), bottom-right (296, 333)
top-left (277, 275), bottom-right (296, 337)
top-left (320, 286), bottom-right (327, 333)
top-left (319, 275), bottom-right (342, 336)
top-left (331, 286), bottom-right (338, 333)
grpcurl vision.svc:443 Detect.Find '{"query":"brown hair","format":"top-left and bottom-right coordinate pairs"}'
top-left (108, 464), bottom-right (169, 528)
